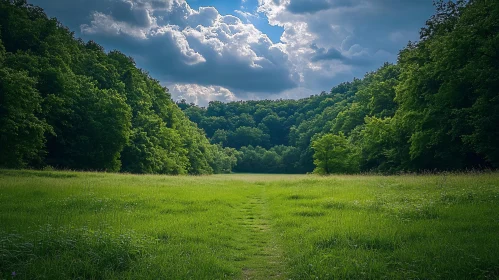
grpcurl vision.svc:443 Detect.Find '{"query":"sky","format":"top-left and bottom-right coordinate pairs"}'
top-left (28, 0), bottom-right (436, 106)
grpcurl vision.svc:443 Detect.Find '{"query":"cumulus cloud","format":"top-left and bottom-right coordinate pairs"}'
top-left (81, 12), bottom-right (149, 39)
top-left (170, 84), bottom-right (237, 106)
top-left (285, 0), bottom-right (364, 14)
top-left (234, 10), bottom-right (259, 23)
top-left (257, 0), bottom-right (434, 96)
top-left (76, 0), bottom-right (297, 95)
top-left (110, 0), bottom-right (153, 27)
top-left (286, 0), bottom-right (331, 14)
top-left (310, 43), bottom-right (344, 62)
top-left (28, 0), bottom-right (435, 104)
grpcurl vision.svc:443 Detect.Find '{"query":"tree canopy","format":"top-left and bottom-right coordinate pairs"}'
top-left (1, 0), bottom-right (497, 175)
top-left (178, 0), bottom-right (498, 174)
top-left (0, 0), bottom-right (235, 174)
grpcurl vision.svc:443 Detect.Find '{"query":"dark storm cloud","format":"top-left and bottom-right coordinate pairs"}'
top-left (309, 44), bottom-right (375, 68)
top-left (310, 44), bottom-right (345, 62)
top-left (111, 1), bottom-right (151, 27)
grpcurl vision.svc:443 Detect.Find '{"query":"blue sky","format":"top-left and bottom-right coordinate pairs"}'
top-left (28, 0), bottom-right (435, 106)
top-left (188, 0), bottom-right (284, 42)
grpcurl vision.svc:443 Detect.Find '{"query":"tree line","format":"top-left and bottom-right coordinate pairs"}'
top-left (0, 0), bottom-right (237, 174)
top-left (179, 0), bottom-right (498, 174)
top-left (1, 0), bottom-right (497, 175)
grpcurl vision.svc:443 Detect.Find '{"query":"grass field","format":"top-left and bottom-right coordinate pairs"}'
top-left (0, 170), bottom-right (498, 279)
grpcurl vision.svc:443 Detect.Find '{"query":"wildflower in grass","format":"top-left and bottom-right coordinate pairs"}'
top-left (11, 271), bottom-right (16, 277)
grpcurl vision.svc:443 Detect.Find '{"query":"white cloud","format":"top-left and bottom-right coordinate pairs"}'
top-left (235, 10), bottom-right (259, 23)
top-left (31, 0), bottom-right (434, 105)
top-left (80, 0), bottom-right (297, 96)
top-left (256, 0), bottom-right (434, 94)
top-left (170, 84), bottom-right (238, 106)
top-left (81, 12), bottom-right (149, 39)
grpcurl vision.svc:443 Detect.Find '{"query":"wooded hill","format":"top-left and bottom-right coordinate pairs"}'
top-left (178, 0), bottom-right (499, 174)
top-left (1, 0), bottom-right (497, 175)
top-left (0, 0), bottom-right (237, 174)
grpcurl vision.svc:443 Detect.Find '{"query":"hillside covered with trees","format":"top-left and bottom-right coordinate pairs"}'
top-left (178, 0), bottom-right (499, 174)
top-left (0, 0), bottom-right (237, 174)
top-left (0, 0), bottom-right (497, 175)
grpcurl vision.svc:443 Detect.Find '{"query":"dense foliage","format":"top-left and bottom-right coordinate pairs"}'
top-left (1, 0), bottom-right (497, 174)
top-left (179, 0), bottom-right (498, 174)
top-left (0, 0), bottom-right (236, 174)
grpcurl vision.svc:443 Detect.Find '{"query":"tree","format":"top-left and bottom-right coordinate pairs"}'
top-left (0, 1), bottom-right (224, 174)
top-left (200, 116), bottom-right (229, 137)
top-left (211, 129), bottom-right (229, 146)
top-left (228, 126), bottom-right (270, 149)
top-left (229, 113), bottom-right (256, 128)
top-left (44, 75), bottom-right (131, 171)
top-left (312, 133), bottom-right (359, 174)
top-left (394, 0), bottom-right (498, 170)
top-left (261, 114), bottom-right (286, 145)
top-left (357, 117), bottom-right (401, 172)
top-left (0, 68), bottom-right (49, 168)
top-left (208, 145), bottom-right (239, 174)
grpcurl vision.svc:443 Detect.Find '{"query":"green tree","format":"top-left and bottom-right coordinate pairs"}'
top-left (395, 0), bottom-right (498, 170)
top-left (229, 113), bottom-right (256, 128)
top-left (211, 129), bottom-right (229, 146)
top-left (0, 0), bottom-right (226, 175)
top-left (357, 117), bottom-right (402, 172)
top-left (200, 116), bottom-right (229, 137)
top-left (0, 68), bottom-right (49, 168)
top-left (228, 126), bottom-right (270, 149)
top-left (44, 75), bottom-right (131, 171)
top-left (312, 133), bottom-right (359, 174)
top-left (208, 145), bottom-right (239, 174)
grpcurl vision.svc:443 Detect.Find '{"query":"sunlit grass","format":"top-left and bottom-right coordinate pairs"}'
top-left (1, 170), bottom-right (498, 279)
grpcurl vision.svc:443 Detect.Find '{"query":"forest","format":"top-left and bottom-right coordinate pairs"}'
top-left (1, 0), bottom-right (498, 174)
top-left (0, 0), bottom-right (237, 175)
top-left (1, 1), bottom-right (498, 279)
top-left (179, 0), bottom-right (499, 174)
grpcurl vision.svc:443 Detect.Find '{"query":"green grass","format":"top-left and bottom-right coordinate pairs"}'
top-left (0, 170), bottom-right (498, 279)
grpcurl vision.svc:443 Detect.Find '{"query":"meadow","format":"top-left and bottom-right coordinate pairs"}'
top-left (0, 170), bottom-right (498, 279)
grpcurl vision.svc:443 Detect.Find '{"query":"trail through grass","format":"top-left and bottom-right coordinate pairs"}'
top-left (236, 186), bottom-right (285, 279)
top-left (1, 170), bottom-right (498, 279)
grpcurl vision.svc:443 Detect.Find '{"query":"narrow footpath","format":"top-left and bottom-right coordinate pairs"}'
top-left (235, 186), bottom-right (285, 280)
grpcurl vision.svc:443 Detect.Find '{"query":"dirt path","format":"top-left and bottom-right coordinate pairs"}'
top-left (237, 186), bottom-right (285, 280)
